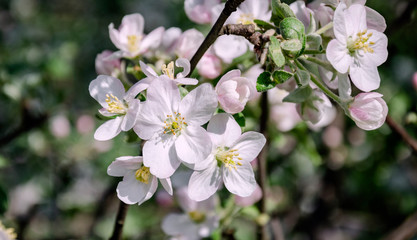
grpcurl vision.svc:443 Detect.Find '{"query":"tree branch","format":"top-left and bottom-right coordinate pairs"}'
top-left (385, 115), bottom-right (417, 155)
top-left (383, 210), bottom-right (417, 240)
top-left (188, 0), bottom-right (246, 76)
top-left (109, 201), bottom-right (129, 240)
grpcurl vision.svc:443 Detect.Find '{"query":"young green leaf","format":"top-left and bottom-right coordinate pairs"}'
top-left (272, 70), bottom-right (293, 84)
top-left (256, 72), bottom-right (276, 92)
top-left (268, 36), bottom-right (285, 68)
top-left (283, 85), bottom-right (313, 103)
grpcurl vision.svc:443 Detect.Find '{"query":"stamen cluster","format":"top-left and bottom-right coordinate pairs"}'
top-left (163, 112), bottom-right (187, 135)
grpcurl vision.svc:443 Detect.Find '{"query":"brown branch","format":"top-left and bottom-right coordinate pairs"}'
top-left (385, 115), bottom-right (417, 155)
top-left (109, 201), bottom-right (129, 240)
top-left (383, 210), bottom-right (417, 240)
top-left (188, 0), bottom-right (245, 76)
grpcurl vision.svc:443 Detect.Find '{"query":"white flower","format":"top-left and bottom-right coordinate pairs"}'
top-left (188, 113), bottom-right (266, 201)
top-left (109, 13), bottom-right (164, 58)
top-left (134, 79), bottom-right (218, 178)
top-left (326, 3), bottom-right (388, 92)
top-left (162, 188), bottom-right (219, 240)
top-left (89, 75), bottom-right (146, 141)
top-left (0, 221), bottom-right (17, 240)
top-left (175, 29), bottom-right (204, 60)
top-left (348, 92), bottom-right (388, 130)
top-left (107, 156), bottom-right (173, 205)
top-left (95, 50), bottom-right (121, 77)
top-left (184, 0), bottom-right (220, 24)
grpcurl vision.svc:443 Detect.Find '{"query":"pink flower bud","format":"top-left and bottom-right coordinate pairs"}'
top-left (184, 0), bottom-right (220, 24)
top-left (215, 69), bottom-right (256, 114)
top-left (197, 52), bottom-right (222, 79)
top-left (348, 92), bottom-right (388, 130)
top-left (95, 50), bottom-right (121, 77)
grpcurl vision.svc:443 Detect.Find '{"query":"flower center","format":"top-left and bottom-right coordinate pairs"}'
top-left (215, 147), bottom-right (242, 171)
top-left (163, 112), bottom-right (187, 136)
top-left (135, 166), bottom-right (150, 184)
top-left (347, 29), bottom-right (375, 54)
top-left (105, 94), bottom-right (128, 115)
top-left (127, 35), bottom-right (142, 53)
top-left (161, 61), bottom-right (175, 79)
top-left (188, 211), bottom-right (206, 224)
top-left (237, 13), bottom-right (254, 25)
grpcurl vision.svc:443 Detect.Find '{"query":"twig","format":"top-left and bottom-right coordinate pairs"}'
top-left (383, 210), bottom-right (417, 240)
top-left (109, 201), bottom-right (129, 240)
top-left (385, 115), bottom-right (417, 155)
top-left (188, 0), bottom-right (246, 76)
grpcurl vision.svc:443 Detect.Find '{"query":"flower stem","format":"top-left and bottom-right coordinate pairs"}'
top-left (304, 56), bottom-right (335, 72)
top-left (314, 21), bottom-right (333, 35)
top-left (109, 201), bottom-right (129, 240)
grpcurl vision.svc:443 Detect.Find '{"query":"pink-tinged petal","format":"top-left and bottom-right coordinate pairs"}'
top-left (162, 27), bottom-right (182, 51)
top-left (121, 13), bottom-right (144, 36)
top-left (159, 178), bottom-right (173, 195)
top-left (143, 140), bottom-right (180, 178)
top-left (175, 29), bottom-right (205, 60)
top-left (139, 61), bottom-right (158, 78)
top-left (290, 1), bottom-right (313, 28)
top-left (231, 132), bottom-right (266, 162)
top-left (121, 99), bottom-right (140, 131)
top-left (188, 161), bottom-right (221, 201)
top-left (197, 53), bottom-right (222, 79)
top-left (139, 27), bottom-right (165, 54)
top-left (175, 126), bottom-right (212, 165)
top-left (239, 0), bottom-right (270, 20)
top-left (365, 6), bottom-right (386, 32)
top-left (207, 113), bottom-right (241, 147)
top-left (89, 75), bottom-right (125, 108)
top-left (107, 156), bottom-right (143, 177)
top-left (175, 77), bottom-right (198, 85)
top-left (349, 63), bottom-right (380, 92)
top-left (124, 79), bottom-right (149, 101)
top-left (349, 92), bottom-right (387, 130)
top-left (333, 3), bottom-right (348, 40)
top-left (326, 39), bottom-right (352, 74)
top-left (344, 4), bottom-right (367, 37)
top-left (216, 69), bottom-right (241, 86)
top-left (94, 117), bottom-right (123, 141)
top-left (138, 176), bottom-right (158, 205)
top-left (213, 35), bottom-right (248, 63)
top-left (179, 83), bottom-right (218, 126)
top-left (360, 30), bottom-right (388, 67)
top-left (175, 58), bottom-right (191, 78)
top-left (222, 160), bottom-right (256, 197)
top-left (116, 172), bottom-right (151, 205)
top-left (109, 23), bottom-right (125, 52)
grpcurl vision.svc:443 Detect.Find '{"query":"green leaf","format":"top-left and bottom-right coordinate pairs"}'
top-left (271, 0), bottom-right (295, 26)
top-left (306, 13), bottom-right (316, 34)
top-left (256, 72), bottom-right (276, 92)
top-left (281, 39), bottom-right (302, 52)
top-left (295, 69), bottom-right (310, 86)
top-left (306, 33), bottom-right (322, 50)
top-left (268, 36), bottom-right (285, 68)
top-left (233, 112), bottom-right (245, 128)
top-left (272, 70), bottom-right (293, 84)
top-left (279, 17), bottom-right (305, 40)
top-left (283, 85), bottom-right (313, 103)
top-left (253, 19), bottom-right (276, 30)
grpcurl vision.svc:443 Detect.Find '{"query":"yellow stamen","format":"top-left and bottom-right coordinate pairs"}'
top-left (188, 211), bottom-right (206, 223)
top-left (162, 61), bottom-right (175, 79)
top-left (135, 166), bottom-right (150, 184)
top-left (105, 94), bottom-right (127, 114)
top-left (216, 148), bottom-right (242, 171)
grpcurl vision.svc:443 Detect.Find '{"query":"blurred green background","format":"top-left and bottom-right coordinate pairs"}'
top-left (1, 0), bottom-right (417, 239)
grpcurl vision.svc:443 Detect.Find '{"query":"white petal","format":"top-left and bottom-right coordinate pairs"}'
top-left (222, 160), bottom-right (256, 197)
top-left (160, 178), bottom-right (173, 195)
top-left (107, 156), bottom-right (143, 177)
top-left (213, 35), bottom-right (248, 63)
top-left (139, 27), bottom-right (165, 54)
top-left (175, 77), bottom-right (199, 85)
top-left (143, 140), bottom-right (181, 179)
top-left (162, 213), bottom-right (198, 237)
top-left (116, 172), bottom-right (151, 205)
top-left (179, 83), bottom-right (217, 126)
top-left (121, 99), bottom-right (140, 131)
top-left (121, 13), bottom-right (144, 36)
top-left (349, 63), bottom-right (380, 92)
top-left (137, 176), bottom-right (158, 205)
top-left (139, 61), bottom-right (158, 78)
top-left (216, 69), bottom-right (241, 87)
top-left (360, 30), bottom-right (388, 67)
top-left (175, 126), bottom-right (212, 165)
top-left (175, 58), bottom-right (191, 78)
top-left (344, 4), bottom-right (367, 37)
top-left (365, 6), bottom-right (386, 32)
top-left (231, 132), bottom-right (266, 162)
top-left (326, 39), bottom-right (352, 73)
top-left (207, 113), bottom-right (241, 147)
top-left (332, 3), bottom-right (348, 41)
top-left (124, 80), bottom-right (149, 101)
top-left (188, 161), bottom-right (221, 201)
top-left (94, 117), bottom-right (123, 141)
top-left (89, 75), bottom-right (125, 108)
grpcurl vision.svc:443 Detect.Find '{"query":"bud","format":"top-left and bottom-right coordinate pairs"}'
top-left (348, 92), bottom-right (388, 130)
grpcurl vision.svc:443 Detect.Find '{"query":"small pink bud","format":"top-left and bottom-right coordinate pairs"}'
top-left (348, 92), bottom-right (388, 130)
top-left (197, 53), bottom-right (222, 79)
top-left (95, 50), bottom-right (121, 76)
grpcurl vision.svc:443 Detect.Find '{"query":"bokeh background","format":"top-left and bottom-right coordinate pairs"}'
top-left (1, 0), bottom-right (417, 239)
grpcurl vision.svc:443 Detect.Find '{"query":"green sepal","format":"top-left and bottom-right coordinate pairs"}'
top-left (268, 36), bottom-right (285, 68)
top-left (279, 17), bottom-right (305, 40)
top-left (306, 33), bottom-right (322, 50)
top-left (283, 85), bottom-right (313, 103)
top-left (295, 69), bottom-right (311, 86)
top-left (272, 70), bottom-right (293, 84)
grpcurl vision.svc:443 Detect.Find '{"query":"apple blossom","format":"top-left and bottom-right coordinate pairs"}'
top-left (89, 75), bottom-right (145, 141)
top-left (184, 0), bottom-right (220, 24)
top-left (109, 13), bottom-right (164, 58)
top-left (134, 79), bottom-right (217, 178)
top-left (107, 156), bottom-right (173, 205)
top-left (95, 50), bottom-right (121, 77)
top-left (326, 3), bottom-right (388, 92)
top-left (162, 187), bottom-right (219, 240)
top-left (348, 92), bottom-right (388, 130)
top-left (215, 69), bottom-right (256, 114)
top-left (197, 50), bottom-right (222, 79)
top-left (188, 113), bottom-right (266, 201)
top-left (175, 29), bottom-right (204, 60)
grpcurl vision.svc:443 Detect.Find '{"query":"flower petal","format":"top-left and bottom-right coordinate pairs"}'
top-left (213, 35), bottom-right (248, 63)
top-left (162, 213), bottom-right (198, 237)
top-left (139, 61), bottom-right (158, 78)
top-left (360, 30), bottom-right (388, 67)
top-left (107, 156), bottom-right (143, 177)
top-left (207, 113), bottom-right (241, 147)
top-left (143, 140), bottom-right (180, 178)
top-left (121, 99), bottom-right (140, 131)
top-left (188, 161), bottom-right (221, 201)
top-left (160, 178), bottom-right (173, 195)
top-left (175, 126), bottom-right (212, 165)
top-left (116, 172), bottom-right (151, 204)
top-left (222, 160), bottom-right (256, 197)
top-left (175, 58), bottom-right (191, 78)
top-left (349, 62), bottom-right (380, 92)
top-left (179, 83), bottom-right (218, 126)
top-left (89, 75), bottom-right (125, 108)
top-left (365, 6), bottom-right (386, 32)
top-left (94, 117), bottom-right (123, 141)
top-left (139, 26), bottom-right (165, 54)
top-left (231, 132), bottom-right (266, 162)
top-left (137, 176), bottom-right (158, 205)
top-left (326, 39), bottom-right (352, 74)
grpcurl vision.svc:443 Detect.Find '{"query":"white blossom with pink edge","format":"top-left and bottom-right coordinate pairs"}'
top-left (348, 92), bottom-right (388, 130)
top-left (107, 156), bottom-right (173, 205)
top-left (188, 113), bottom-right (265, 201)
top-left (326, 3), bottom-right (388, 92)
top-left (89, 75), bottom-right (146, 141)
top-left (175, 29), bottom-right (204, 60)
top-left (134, 79), bottom-right (217, 179)
top-left (184, 0), bottom-right (220, 24)
top-left (216, 69), bottom-right (256, 114)
top-left (95, 50), bottom-right (121, 77)
top-left (197, 49), bottom-right (222, 79)
top-left (109, 13), bottom-right (164, 58)
top-left (162, 187), bottom-right (219, 240)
